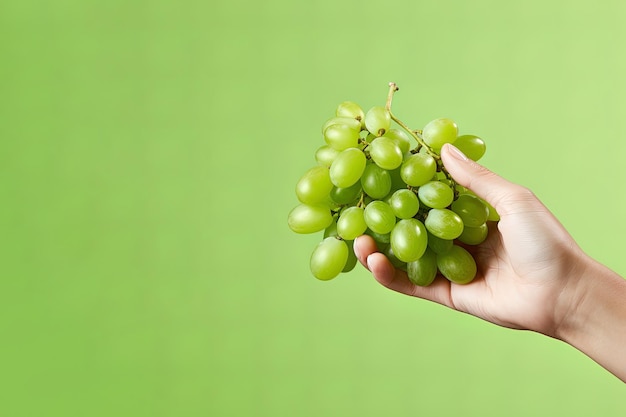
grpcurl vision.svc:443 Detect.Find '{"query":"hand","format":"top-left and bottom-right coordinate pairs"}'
top-left (354, 143), bottom-right (588, 337)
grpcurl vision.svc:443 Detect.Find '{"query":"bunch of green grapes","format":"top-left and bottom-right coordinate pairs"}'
top-left (288, 83), bottom-right (499, 285)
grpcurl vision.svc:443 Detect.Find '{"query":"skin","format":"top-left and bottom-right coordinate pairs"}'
top-left (354, 143), bottom-right (626, 382)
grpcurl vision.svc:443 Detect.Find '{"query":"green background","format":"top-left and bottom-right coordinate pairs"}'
top-left (1, 0), bottom-right (625, 416)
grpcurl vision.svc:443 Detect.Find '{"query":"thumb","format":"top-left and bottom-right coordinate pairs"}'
top-left (440, 143), bottom-right (535, 216)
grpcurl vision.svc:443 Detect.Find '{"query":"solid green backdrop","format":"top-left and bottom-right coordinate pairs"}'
top-left (0, 0), bottom-right (624, 416)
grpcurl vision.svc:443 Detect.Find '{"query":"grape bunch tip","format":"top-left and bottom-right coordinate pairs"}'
top-left (288, 83), bottom-right (500, 284)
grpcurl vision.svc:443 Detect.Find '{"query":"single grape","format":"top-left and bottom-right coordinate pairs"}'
top-left (388, 189), bottom-right (419, 219)
top-left (324, 123), bottom-right (360, 151)
top-left (381, 244), bottom-right (407, 270)
top-left (369, 136), bottom-right (403, 170)
top-left (454, 134), bottom-right (486, 161)
top-left (418, 180), bottom-right (454, 209)
top-left (288, 203), bottom-right (333, 234)
top-left (363, 200), bottom-right (396, 234)
top-left (361, 163), bottom-right (391, 199)
top-left (310, 237), bottom-right (349, 280)
top-left (323, 217), bottom-right (338, 238)
top-left (451, 194), bottom-right (489, 227)
top-left (364, 106), bottom-right (391, 136)
top-left (400, 153), bottom-right (437, 186)
top-left (295, 166), bottom-right (333, 204)
top-left (364, 229), bottom-right (391, 246)
top-left (427, 232), bottom-right (453, 254)
top-left (388, 167), bottom-right (406, 191)
top-left (322, 117), bottom-right (361, 134)
top-left (436, 245), bottom-right (477, 284)
top-left (390, 218), bottom-right (428, 262)
top-left (336, 101), bottom-right (365, 124)
top-left (384, 128), bottom-right (412, 155)
top-left (315, 145), bottom-right (340, 167)
top-left (484, 199), bottom-right (500, 221)
top-left (329, 182), bottom-right (362, 205)
top-left (458, 223), bottom-right (488, 245)
top-left (329, 148), bottom-right (366, 188)
top-left (342, 239), bottom-right (358, 273)
top-left (424, 208), bottom-right (464, 240)
top-left (422, 118), bottom-right (458, 153)
top-left (337, 206), bottom-right (367, 240)
top-left (407, 248), bottom-right (437, 286)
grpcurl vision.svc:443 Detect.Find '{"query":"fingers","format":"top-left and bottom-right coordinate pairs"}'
top-left (354, 235), bottom-right (456, 309)
top-left (440, 144), bottom-right (538, 217)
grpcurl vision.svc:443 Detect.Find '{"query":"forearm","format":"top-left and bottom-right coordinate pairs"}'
top-left (556, 256), bottom-right (626, 382)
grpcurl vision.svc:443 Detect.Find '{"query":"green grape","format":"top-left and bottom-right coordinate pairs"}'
top-left (336, 101), bottom-right (365, 124)
top-left (407, 248), bottom-right (437, 286)
top-left (310, 237), bottom-right (349, 280)
top-left (364, 229), bottom-right (390, 246)
top-left (454, 134), bottom-right (486, 161)
top-left (342, 239), bottom-right (358, 273)
top-left (337, 206), bottom-right (367, 240)
top-left (384, 128), bottom-right (412, 155)
top-left (323, 217), bottom-right (338, 238)
top-left (329, 148), bottom-right (366, 188)
top-left (324, 123), bottom-right (360, 151)
top-left (417, 181), bottom-right (454, 209)
top-left (388, 167), bottom-right (406, 192)
top-left (484, 199), bottom-right (500, 221)
top-left (295, 166), bottom-right (333, 204)
top-left (437, 245), bottom-right (477, 284)
top-left (424, 208), bottom-right (464, 240)
top-left (388, 189), bottom-right (419, 219)
top-left (364, 106), bottom-right (391, 136)
top-left (315, 145), bottom-right (340, 167)
top-left (458, 223), bottom-right (488, 245)
top-left (329, 182), bottom-right (362, 205)
top-left (451, 194), bottom-right (489, 227)
top-left (288, 203), bottom-right (333, 234)
top-left (422, 118), bottom-right (458, 153)
top-left (400, 153), bottom-right (437, 186)
top-left (322, 117), bottom-right (361, 134)
top-left (369, 136), bottom-right (403, 170)
top-left (390, 218), bottom-right (428, 262)
top-left (381, 244), bottom-right (407, 270)
top-left (427, 232), bottom-right (453, 254)
top-left (361, 163), bottom-right (391, 199)
top-left (363, 200), bottom-right (396, 234)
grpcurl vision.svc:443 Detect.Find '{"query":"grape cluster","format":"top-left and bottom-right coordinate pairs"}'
top-left (288, 83), bottom-right (499, 285)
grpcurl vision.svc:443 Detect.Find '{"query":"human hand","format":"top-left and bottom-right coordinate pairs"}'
top-left (354, 143), bottom-right (588, 337)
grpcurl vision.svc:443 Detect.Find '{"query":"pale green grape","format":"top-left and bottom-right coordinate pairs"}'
top-left (424, 208), bottom-right (464, 240)
top-left (485, 199), bottom-right (500, 221)
top-left (288, 203), bottom-right (333, 234)
top-left (342, 240), bottom-right (358, 273)
top-left (361, 163), bottom-right (391, 199)
top-left (427, 232), bottom-right (453, 254)
top-left (422, 118), bottom-right (458, 153)
top-left (315, 145), bottom-right (340, 167)
top-left (458, 223), bottom-right (488, 245)
top-left (418, 181), bottom-right (454, 209)
top-left (295, 166), bottom-right (333, 204)
top-left (400, 153), bottom-right (437, 186)
top-left (329, 182), bottom-right (362, 205)
top-left (407, 248), bottom-right (437, 286)
top-left (337, 206), bottom-right (367, 240)
top-left (454, 134), bottom-right (486, 161)
top-left (329, 148), bottom-right (366, 188)
top-left (336, 101), bottom-right (365, 124)
top-left (323, 217), bottom-right (338, 238)
top-left (390, 218), bottom-right (428, 262)
top-left (388, 189), bottom-right (419, 219)
top-left (451, 194), bottom-right (489, 227)
top-left (324, 123), bottom-right (360, 151)
top-left (369, 136), bottom-right (403, 170)
top-left (364, 200), bottom-right (396, 234)
top-left (364, 106), bottom-right (391, 136)
top-left (322, 116), bottom-right (361, 134)
top-left (310, 237), bottom-right (349, 280)
top-left (437, 245), bottom-right (477, 284)
top-left (381, 244), bottom-right (407, 270)
top-left (384, 128), bottom-right (412, 154)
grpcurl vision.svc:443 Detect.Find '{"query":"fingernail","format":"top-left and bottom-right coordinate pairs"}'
top-left (445, 144), bottom-right (468, 161)
top-left (366, 255), bottom-right (373, 271)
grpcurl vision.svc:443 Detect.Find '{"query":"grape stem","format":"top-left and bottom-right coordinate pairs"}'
top-left (385, 82), bottom-right (439, 159)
